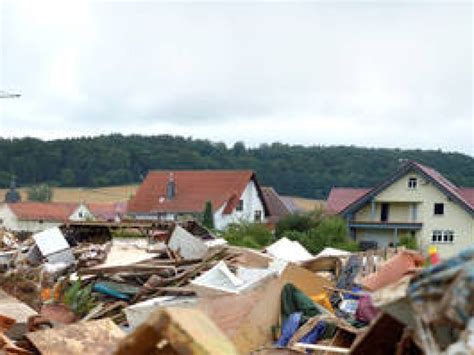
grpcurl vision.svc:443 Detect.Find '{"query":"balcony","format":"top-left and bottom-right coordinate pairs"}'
top-left (348, 221), bottom-right (423, 230)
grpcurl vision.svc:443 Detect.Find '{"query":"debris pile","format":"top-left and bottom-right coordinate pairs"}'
top-left (1, 222), bottom-right (473, 354)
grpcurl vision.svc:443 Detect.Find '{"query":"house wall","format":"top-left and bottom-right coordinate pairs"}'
top-left (354, 202), bottom-right (416, 223)
top-left (0, 204), bottom-right (60, 233)
top-left (69, 204), bottom-right (94, 221)
top-left (352, 171), bottom-right (474, 259)
top-left (214, 180), bottom-right (266, 230)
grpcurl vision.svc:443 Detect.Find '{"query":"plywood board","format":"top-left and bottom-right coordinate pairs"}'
top-left (26, 318), bottom-right (125, 355)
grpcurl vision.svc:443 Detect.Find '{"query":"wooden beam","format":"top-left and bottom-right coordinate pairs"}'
top-left (293, 342), bottom-right (350, 353)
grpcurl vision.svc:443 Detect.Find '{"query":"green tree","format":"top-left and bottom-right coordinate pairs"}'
top-left (202, 201), bottom-right (214, 229)
top-left (60, 168), bottom-right (76, 186)
top-left (27, 184), bottom-right (53, 202)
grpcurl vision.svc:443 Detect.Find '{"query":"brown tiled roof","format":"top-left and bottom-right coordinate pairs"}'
top-left (261, 187), bottom-right (292, 218)
top-left (7, 202), bottom-right (78, 222)
top-left (127, 170), bottom-right (260, 215)
top-left (326, 188), bottom-right (371, 214)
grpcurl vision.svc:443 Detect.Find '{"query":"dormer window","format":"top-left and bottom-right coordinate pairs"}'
top-left (236, 199), bottom-right (244, 211)
top-left (408, 177), bottom-right (417, 189)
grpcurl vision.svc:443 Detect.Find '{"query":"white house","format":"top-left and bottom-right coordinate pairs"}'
top-left (0, 202), bottom-right (94, 233)
top-left (127, 170), bottom-right (269, 229)
top-left (327, 161), bottom-right (474, 259)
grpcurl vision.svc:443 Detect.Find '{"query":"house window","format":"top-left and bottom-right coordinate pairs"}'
top-left (432, 230), bottom-right (442, 243)
top-left (434, 203), bottom-right (444, 216)
top-left (445, 230), bottom-right (454, 243)
top-left (78, 212), bottom-right (83, 218)
top-left (236, 199), bottom-right (244, 212)
top-left (380, 203), bottom-right (389, 222)
top-left (431, 230), bottom-right (454, 244)
top-left (254, 210), bottom-right (262, 222)
top-left (408, 177), bottom-right (417, 189)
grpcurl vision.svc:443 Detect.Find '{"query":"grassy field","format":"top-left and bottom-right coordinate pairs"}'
top-left (0, 185), bottom-right (139, 203)
top-left (287, 197), bottom-right (326, 212)
top-left (0, 185), bottom-right (326, 212)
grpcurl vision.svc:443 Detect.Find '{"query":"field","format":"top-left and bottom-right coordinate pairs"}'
top-left (0, 185), bottom-right (139, 203)
top-left (0, 185), bottom-right (325, 212)
top-left (288, 197), bottom-right (326, 212)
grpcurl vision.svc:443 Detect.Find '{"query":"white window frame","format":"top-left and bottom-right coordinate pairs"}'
top-left (408, 177), bottom-right (417, 189)
top-left (431, 230), bottom-right (454, 244)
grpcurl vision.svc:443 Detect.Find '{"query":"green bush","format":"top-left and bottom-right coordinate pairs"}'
top-left (222, 222), bottom-right (273, 249)
top-left (398, 234), bottom-right (418, 250)
top-left (283, 216), bottom-right (358, 255)
top-left (275, 213), bottom-right (319, 238)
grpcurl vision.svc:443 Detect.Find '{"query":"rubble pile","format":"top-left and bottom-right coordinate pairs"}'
top-left (0, 222), bottom-right (473, 354)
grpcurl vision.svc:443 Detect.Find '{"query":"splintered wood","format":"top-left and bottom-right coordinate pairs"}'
top-left (115, 307), bottom-right (238, 355)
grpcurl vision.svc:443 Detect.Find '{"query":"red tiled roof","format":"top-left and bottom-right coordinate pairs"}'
top-left (127, 170), bottom-right (257, 215)
top-left (414, 162), bottom-right (474, 211)
top-left (326, 188), bottom-right (372, 214)
top-left (7, 202), bottom-right (78, 222)
top-left (86, 202), bottom-right (128, 221)
top-left (457, 188), bottom-right (474, 209)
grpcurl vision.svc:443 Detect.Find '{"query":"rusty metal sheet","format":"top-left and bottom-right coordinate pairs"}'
top-left (26, 318), bottom-right (125, 355)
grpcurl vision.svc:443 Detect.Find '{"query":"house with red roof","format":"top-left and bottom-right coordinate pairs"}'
top-left (127, 170), bottom-right (269, 229)
top-left (327, 160), bottom-right (474, 258)
top-left (0, 202), bottom-right (93, 233)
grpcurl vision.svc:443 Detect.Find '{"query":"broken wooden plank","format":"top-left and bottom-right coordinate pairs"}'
top-left (293, 343), bottom-right (350, 353)
top-left (115, 307), bottom-right (238, 355)
top-left (0, 332), bottom-right (32, 354)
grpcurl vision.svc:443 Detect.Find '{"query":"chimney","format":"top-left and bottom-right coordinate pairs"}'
top-left (166, 172), bottom-right (176, 200)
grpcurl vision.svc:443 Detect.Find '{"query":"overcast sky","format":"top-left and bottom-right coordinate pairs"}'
top-left (0, 1), bottom-right (472, 155)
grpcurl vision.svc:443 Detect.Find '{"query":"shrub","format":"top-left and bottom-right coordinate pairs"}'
top-left (398, 234), bottom-right (418, 250)
top-left (221, 222), bottom-right (273, 249)
top-left (282, 216), bottom-right (358, 255)
top-left (275, 211), bottom-right (321, 238)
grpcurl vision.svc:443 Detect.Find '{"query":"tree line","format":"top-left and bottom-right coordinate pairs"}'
top-left (0, 134), bottom-right (473, 199)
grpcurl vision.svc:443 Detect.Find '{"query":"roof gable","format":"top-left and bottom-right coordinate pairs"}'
top-left (340, 161), bottom-right (474, 216)
top-left (128, 170), bottom-right (267, 215)
top-left (261, 187), bottom-right (292, 218)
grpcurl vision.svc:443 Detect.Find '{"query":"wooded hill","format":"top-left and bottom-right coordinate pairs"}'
top-left (0, 135), bottom-right (473, 199)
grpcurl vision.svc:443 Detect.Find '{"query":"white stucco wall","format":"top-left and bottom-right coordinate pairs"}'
top-left (214, 180), bottom-right (266, 230)
top-left (0, 204), bottom-right (61, 233)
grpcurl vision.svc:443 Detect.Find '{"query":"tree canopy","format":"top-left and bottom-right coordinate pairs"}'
top-left (0, 134), bottom-right (472, 199)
